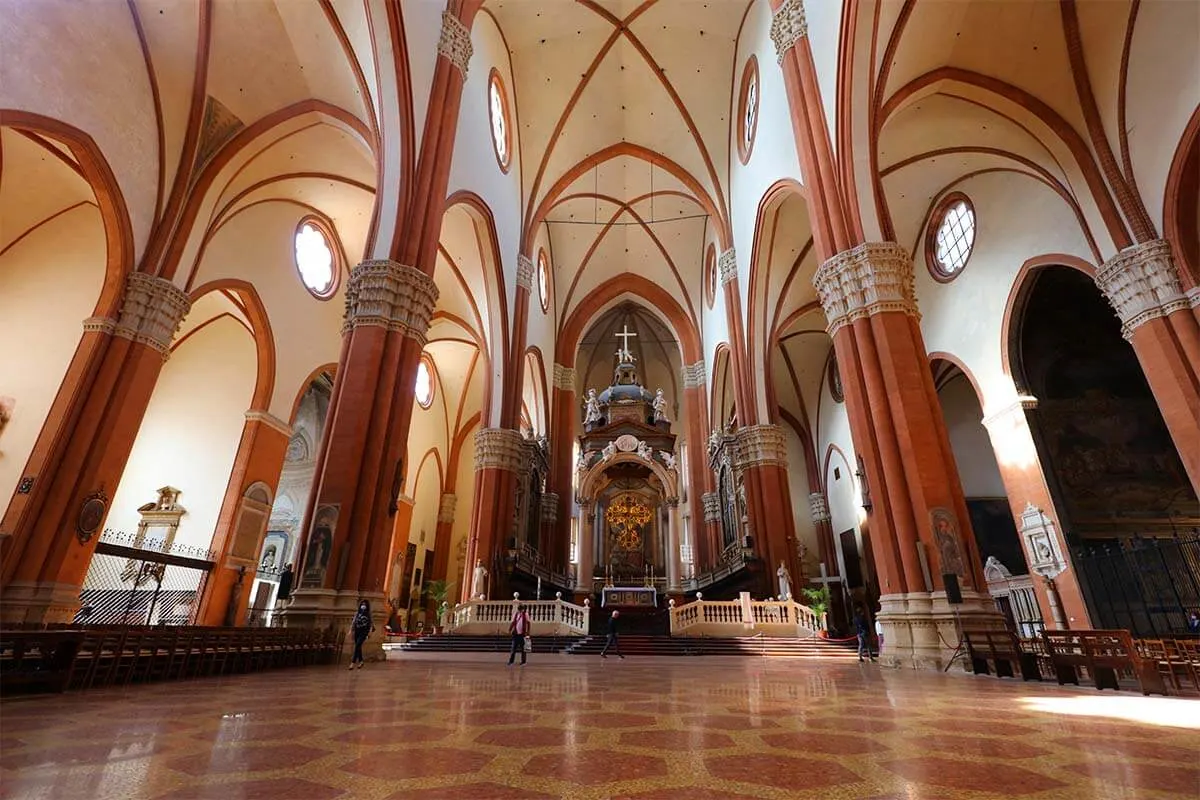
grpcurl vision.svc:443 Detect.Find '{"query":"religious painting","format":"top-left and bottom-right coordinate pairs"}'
top-left (300, 504), bottom-right (338, 589)
top-left (930, 507), bottom-right (968, 587)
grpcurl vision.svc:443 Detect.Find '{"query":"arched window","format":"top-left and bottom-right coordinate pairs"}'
top-left (294, 218), bottom-right (339, 299)
top-left (487, 70), bottom-right (512, 172)
top-left (926, 193), bottom-right (976, 280)
top-left (415, 357), bottom-right (435, 409)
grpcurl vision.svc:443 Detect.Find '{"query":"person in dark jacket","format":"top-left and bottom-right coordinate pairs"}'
top-left (277, 563), bottom-right (294, 601)
top-left (601, 610), bottom-right (625, 659)
top-left (507, 605), bottom-right (531, 666)
top-left (853, 606), bottom-right (876, 663)
top-left (349, 600), bottom-right (374, 670)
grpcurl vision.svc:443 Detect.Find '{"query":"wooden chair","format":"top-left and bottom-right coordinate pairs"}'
top-left (1043, 630), bottom-right (1167, 695)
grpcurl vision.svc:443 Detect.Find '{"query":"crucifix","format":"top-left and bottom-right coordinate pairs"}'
top-left (615, 324), bottom-right (638, 362)
top-left (809, 562), bottom-right (842, 594)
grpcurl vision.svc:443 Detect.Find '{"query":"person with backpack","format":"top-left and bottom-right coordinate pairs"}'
top-left (349, 600), bottom-right (374, 670)
top-left (507, 604), bottom-right (531, 667)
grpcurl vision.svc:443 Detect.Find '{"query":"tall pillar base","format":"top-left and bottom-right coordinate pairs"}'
top-left (877, 591), bottom-right (1005, 671)
top-left (0, 582), bottom-right (81, 625)
top-left (278, 589), bottom-right (388, 662)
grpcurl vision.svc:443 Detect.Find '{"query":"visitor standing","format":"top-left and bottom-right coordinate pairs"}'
top-left (853, 606), bottom-right (876, 662)
top-left (349, 600), bottom-right (374, 670)
top-left (1187, 609), bottom-right (1200, 635)
top-left (601, 609), bottom-right (625, 659)
top-left (277, 563), bottom-right (294, 601)
top-left (507, 604), bottom-right (531, 666)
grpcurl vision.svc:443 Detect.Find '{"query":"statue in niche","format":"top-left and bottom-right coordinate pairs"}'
top-left (652, 389), bottom-right (670, 423)
top-left (777, 563), bottom-right (792, 600)
top-left (583, 388), bottom-right (603, 426)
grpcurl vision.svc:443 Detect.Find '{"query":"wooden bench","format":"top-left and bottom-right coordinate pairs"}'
top-left (962, 628), bottom-right (1040, 680)
top-left (1136, 637), bottom-right (1200, 695)
top-left (0, 631), bottom-right (85, 694)
top-left (1042, 630), bottom-right (1167, 695)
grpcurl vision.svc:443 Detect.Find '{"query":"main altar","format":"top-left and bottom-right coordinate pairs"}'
top-left (574, 326), bottom-right (683, 603)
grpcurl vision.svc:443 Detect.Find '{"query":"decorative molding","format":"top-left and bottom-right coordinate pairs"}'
top-left (808, 492), bottom-right (830, 523)
top-left (770, 0), bottom-right (808, 64)
top-left (813, 242), bottom-right (918, 336)
top-left (342, 260), bottom-right (439, 344)
top-left (108, 274), bottom-right (192, 359)
top-left (516, 253), bottom-right (535, 291)
top-left (436, 10), bottom-right (473, 77)
top-left (244, 410), bottom-right (292, 437)
top-left (718, 247), bottom-right (738, 286)
top-left (701, 492), bottom-right (721, 523)
top-left (980, 396), bottom-right (1038, 431)
top-left (1187, 287), bottom-right (1200, 309)
top-left (1095, 240), bottom-right (1189, 339)
top-left (682, 360), bottom-right (706, 389)
top-left (438, 493), bottom-right (457, 524)
top-left (552, 363), bottom-right (576, 391)
top-left (473, 428), bottom-right (525, 472)
top-left (734, 424), bottom-right (788, 469)
top-left (541, 492), bottom-right (559, 523)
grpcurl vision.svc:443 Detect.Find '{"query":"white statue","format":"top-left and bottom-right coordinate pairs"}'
top-left (583, 388), bottom-right (603, 426)
top-left (577, 449), bottom-right (590, 472)
top-left (602, 442), bottom-right (617, 461)
top-left (659, 450), bottom-right (677, 471)
top-left (472, 559), bottom-right (488, 599)
top-left (636, 440), bottom-right (653, 461)
top-left (776, 563), bottom-right (792, 601)
top-left (652, 388), bottom-right (669, 423)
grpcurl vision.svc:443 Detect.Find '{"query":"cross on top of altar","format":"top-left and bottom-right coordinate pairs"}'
top-left (615, 324), bottom-right (638, 363)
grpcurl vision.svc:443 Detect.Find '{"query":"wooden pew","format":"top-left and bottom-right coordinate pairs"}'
top-left (962, 628), bottom-right (1041, 680)
top-left (1042, 630), bottom-right (1167, 695)
top-left (0, 631), bottom-right (85, 694)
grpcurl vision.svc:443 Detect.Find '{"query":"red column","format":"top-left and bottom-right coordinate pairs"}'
top-left (430, 492), bottom-right (458, 584)
top-left (197, 411), bottom-right (291, 626)
top-left (462, 428), bottom-right (525, 602)
top-left (734, 426), bottom-right (802, 596)
top-left (1096, 240), bottom-right (1200, 493)
top-left (1, 274), bottom-right (190, 623)
top-left (548, 363), bottom-right (577, 572)
top-left (681, 365), bottom-right (716, 571)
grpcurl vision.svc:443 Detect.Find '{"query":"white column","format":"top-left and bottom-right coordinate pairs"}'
top-left (577, 500), bottom-right (594, 597)
top-left (666, 498), bottom-right (682, 590)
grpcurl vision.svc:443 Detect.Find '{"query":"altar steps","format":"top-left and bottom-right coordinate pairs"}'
top-left (393, 634), bottom-right (860, 659)
top-left (394, 635), bottom-right (583, 655)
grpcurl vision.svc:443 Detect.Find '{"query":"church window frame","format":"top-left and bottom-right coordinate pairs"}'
top-left (926, 192), bottom-right (976, 281)
top-left (704, 244), bottom-right (717, 309)
top-left (487, 69), bottom-right (513, 174)
top-left (293, 216), bottom-right (341, 300)
top-left (736, 56), bottom-right (760, 165)
top-left (537, 248), bottom-right (551, 313)
top-left (415, 355), bottom-right (436, 410)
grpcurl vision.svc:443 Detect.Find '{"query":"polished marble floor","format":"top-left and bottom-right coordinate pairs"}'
top-left (1, 653), bottom-right (1197, 799)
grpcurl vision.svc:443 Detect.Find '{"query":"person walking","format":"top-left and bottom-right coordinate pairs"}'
top-left (853, 606), bottom-right (876, 663)
top-left (349, 600), bottom-right (374, 670)
top-left (601, 609), bottom-right (625, 659)
top-left (507, 604), bottom-right (531, 667)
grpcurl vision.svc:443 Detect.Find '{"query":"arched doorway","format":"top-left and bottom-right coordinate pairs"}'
top-left (1013, 267), bottom-right (1200, 635)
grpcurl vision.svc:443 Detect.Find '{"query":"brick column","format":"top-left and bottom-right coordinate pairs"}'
top-left (665, 498), bottom-right (682, 591)
top-left (575, 500), bottom-right (595, 602)
top-left (734, 424), bottom-right (802, 596)
top-left (807, 491), bottom-right (848, 628)
top-left (198, 410), bottom-right (292, 626)
top-left (548, 362), bottom-right (577, 572)
top-left (1, 274), bottom-right (190, 623)
top-left (463, 428), bottom-right (524, 601)
top-left (814, 243), bottom-right (1002, 669)
top-left (1095, 240), bottom-right (1200, 492)
top-left (681, 360), bottom-right (717, 572)
top-left (429, 492), bottom-right (457, 585)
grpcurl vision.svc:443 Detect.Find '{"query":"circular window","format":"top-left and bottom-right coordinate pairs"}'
top-left (294, 219), bottom-right (339, 299)
top-left (704, 244), bottom-right (717, 309)
top-left (737, 56), bottom-right (760, 165)
top-left (415, 357), bottom-right (435, 409)
top-left (487, 70), bottom-right (512, 173)
top-left (926, 193), bottom-right (976, 280)
top-left (536, 249), bottom-right (550, 313)
top-left (828, 356), bottom-right (844, 403)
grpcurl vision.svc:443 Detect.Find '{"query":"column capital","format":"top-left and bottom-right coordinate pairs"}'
top-left (342, 260), bottom-right (439, 344)
top-left (814, 242), bottom-right (919, 336)
top-left (541, 492), bottom-right (560, 523)
top-left (682, 360), bottom-right (706, 389)
top-left (516, 253), bottom-right (535, 291)
top-left (980, 396), bottom-right (1038, 431)
top-left (770, 0), bottom-right (808, 64)
top-left (438, 493), bottom-right (457, 524)
top-left (473, 428), bottom-right (526, 472)
top-left (1095, 240), bottom-right (1189, 339)
top-left (437, 10), bottom-right (473, 78)
top-left (244, 410), bottom-right (292, 437)
top-left (553, 363), bottom-right (577, 391)
top-left (718, 247), bottom-right (738, 286)
top-left (665, 497), bottom-right (680, 508)
top-left (734, 424), bottom-right (788, 469)
top-left (86, 273), bottom-right (192, 359)
top-left (808, 491), bottom-right (831, 523)
top-left (701, 492), bottom-right (721, 523)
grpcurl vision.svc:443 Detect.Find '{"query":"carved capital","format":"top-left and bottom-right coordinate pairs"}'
top-left (808, 492), bottom-right (831, 523)
top-left (1095, 240), bottom-right (1189, 339)
top-left (516, 253), bottom-right (535, 292)
top-left (553, 363), bottom-right (576, 391)
top-left (813, 242), bottom-right (918, 336)
top-left (682, 360), bottom-right (706, 389)
top-left (342, 260), bottom-right (438, 344)
top-left (770, 0), bottom-right (808, 64)
top-left (718, 247), bottom-right (738, 286)
top-left (109, 274), bottom-right (192, 359)
top-left (437, 10), bottom-right (473, 78)
top-left (701, 492), bottom-right (721, 523)
top-left (734, 424), bottom-right (788, 469)
top-left (244, 410), bottom-right (292, 437)
top-left (473, 428), bottom-right (525, 472)
top-left (438, 493), bottom-right (457, 524)
top-left (541, 492), bottom-right (560, 523)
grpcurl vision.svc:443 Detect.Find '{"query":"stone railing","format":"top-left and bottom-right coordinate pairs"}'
top-left (668, 595), bottom-right (825, 638)
top-left (449, 595), bottom-right (589, 636)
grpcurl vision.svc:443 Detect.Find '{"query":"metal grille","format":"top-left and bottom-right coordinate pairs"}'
top-left (1074, 532), bottom-right (1200, 637)
top-left (73, 529), bottom-right (215, 626)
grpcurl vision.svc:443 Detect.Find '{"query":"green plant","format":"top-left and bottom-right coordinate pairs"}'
top-left (423, 580), bottom-right (454, 609)
top-left (800, 585), bottom-right (830, 618)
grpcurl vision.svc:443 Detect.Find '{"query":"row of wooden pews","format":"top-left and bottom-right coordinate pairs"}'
top-left (0, 625), bottom-right (345, 695)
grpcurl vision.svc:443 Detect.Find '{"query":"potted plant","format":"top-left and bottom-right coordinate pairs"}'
top-left (800, 586), bottom-right (831, 637)
top-left (423, 580), bottom-right (454, 634)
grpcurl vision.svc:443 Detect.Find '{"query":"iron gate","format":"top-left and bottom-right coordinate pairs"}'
top-left (1074, 531), bottom-right (1200, 637)
top-left (74, 529), bottom-right (215, 626)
